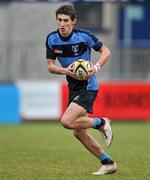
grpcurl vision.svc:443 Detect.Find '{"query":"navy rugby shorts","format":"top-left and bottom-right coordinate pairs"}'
top-left (68, 89), bottom-right (98, 113)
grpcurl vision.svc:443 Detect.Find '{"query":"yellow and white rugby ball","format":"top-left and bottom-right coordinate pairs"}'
top-left (71, 59), bottom-right (93, 80)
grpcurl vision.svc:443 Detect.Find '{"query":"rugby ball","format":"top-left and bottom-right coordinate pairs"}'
top-left (71, 59), bottom-right (93, 80)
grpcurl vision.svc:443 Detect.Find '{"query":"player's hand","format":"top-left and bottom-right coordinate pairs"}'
top-left (86, 62), bottom-right (101, 79)
top-left (86, 62), bottom-right (95, 79)
top-left (93, 63), bottom-right (101, 73)
top-left (65, 64), bottom-right (79, 79)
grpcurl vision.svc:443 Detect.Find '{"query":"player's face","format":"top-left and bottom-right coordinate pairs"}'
top-left (56, 14), bottom-right (76, 37)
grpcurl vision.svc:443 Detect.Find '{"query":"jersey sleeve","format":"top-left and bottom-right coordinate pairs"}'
top-left (85, 31), bottom-right (103, 51)
top-left (45, 34), bottom-right (56, 60)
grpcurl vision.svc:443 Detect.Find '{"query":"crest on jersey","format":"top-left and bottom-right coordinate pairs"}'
top-left (72, 45), bottom-right (79, 56)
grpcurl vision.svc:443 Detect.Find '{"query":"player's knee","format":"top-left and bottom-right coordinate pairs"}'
top-left (61, 118), bottom-right (73, 129)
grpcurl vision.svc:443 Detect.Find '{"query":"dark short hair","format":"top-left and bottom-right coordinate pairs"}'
top-left (55, 4), bottom-right (77, 21)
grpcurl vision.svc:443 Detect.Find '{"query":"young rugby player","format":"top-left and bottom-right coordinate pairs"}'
top-left (45, 4), bottom-right (117, 175)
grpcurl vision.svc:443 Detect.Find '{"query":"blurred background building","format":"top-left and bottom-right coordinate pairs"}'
top-left (0, 0), bottom-right (150, 82)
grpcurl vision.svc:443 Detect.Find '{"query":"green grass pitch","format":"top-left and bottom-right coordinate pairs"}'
top-left (0, 121), bottom-right (150, 180)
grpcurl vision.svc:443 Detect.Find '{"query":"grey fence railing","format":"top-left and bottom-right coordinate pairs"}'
top-left (0, 41), bottom-right (150, 82)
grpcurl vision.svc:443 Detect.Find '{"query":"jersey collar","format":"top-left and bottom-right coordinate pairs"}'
top-left (57, 29), bottom-right (74, 41)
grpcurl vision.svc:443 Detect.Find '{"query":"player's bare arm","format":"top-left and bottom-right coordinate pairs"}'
top-left (86, 44), bottom-right (111, 79)
top-left (98, 44), bottom-right (111, 67)
top-left (47, 59), bottom-right (78, 79)
top-left (94, 44), bottom-right (111, 73)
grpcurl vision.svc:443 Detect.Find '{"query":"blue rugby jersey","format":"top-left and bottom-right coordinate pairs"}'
top-left (46, 28), bottom-right (103, 91)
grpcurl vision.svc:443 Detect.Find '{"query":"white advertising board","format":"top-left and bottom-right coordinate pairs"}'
top-left (18, 81), bottom-right (61, 120)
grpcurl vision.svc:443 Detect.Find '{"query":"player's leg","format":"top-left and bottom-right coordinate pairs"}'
top-left (61, 102), bottom-right (106, 129)
top-left (61, 102), bottom-right (93, 129)
top-left (73, 128), bottom-right (104, 157)
top-left (61, 103), bottom-right (116, 175)
top-left (73, 128), bottom-right (117, 175)
top-left (61, 102), bottom-right (112, 147)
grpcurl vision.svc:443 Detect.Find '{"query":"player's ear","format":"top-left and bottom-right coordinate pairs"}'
top-left (72, 18), bottom-right (77, 25)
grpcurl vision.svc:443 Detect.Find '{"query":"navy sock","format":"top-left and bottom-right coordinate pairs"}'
top-left (98, 152), bottom-right (114, 165)
top-left (93, 118), bottom-right (105, 129)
